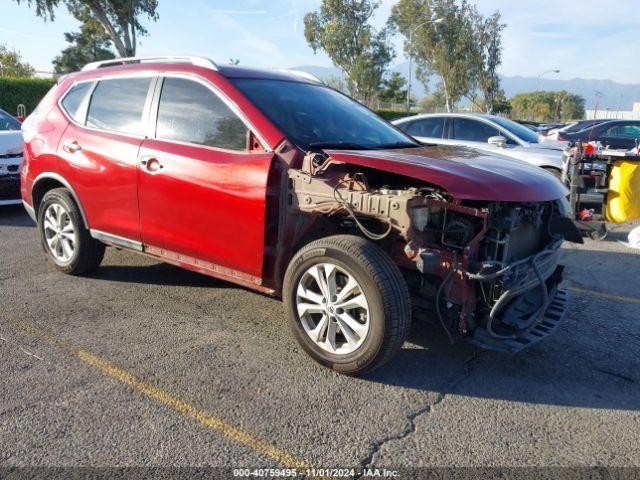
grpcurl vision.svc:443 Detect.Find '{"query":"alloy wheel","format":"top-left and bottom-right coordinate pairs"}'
top-left (43, 203), bottom-right (76, 263)
top-left (296, 263), bottom-right (370, 355)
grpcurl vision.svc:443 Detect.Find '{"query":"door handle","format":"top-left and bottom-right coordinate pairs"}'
top-left (62, 140), bottom-right (82, 153)
top-left (140, 157), bottom-right (163, 173)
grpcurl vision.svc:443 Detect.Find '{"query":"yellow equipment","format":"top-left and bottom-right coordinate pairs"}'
top-left (606, 160), bottom-right (640, 223)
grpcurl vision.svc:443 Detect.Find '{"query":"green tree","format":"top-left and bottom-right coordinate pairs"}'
top-left (419, 90), bottom-right (446, 112)
top-left (14, 0), bottom-right (159, 57)
top-left (390, 0), bottom-right (481, 112)
top-left (475, 11), bottom-right (505, 113)
top-left (304, 0), bottom-right (394, 103)
top-left (324, 75), bottom-right (348, 94)
top-left (0, 44), bottom-right (35, 77)
top-left (53, 11), bottom-right (115, 73)
top-left (379, 72), bottom-right (409, 104)
top-left (559, 92), bottom-right (585, 120)
top-left (491, 89), bottom-right (511, 115)
top-left (509, 91), bottom-right (585, 122)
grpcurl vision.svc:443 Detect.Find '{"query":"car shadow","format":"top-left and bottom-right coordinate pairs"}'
top-left (364, 246), bottom-right (640, 412)
top-left (84, 262), bottom-right (235, 289)
top-left (0, 205), bottom-right (35, 227)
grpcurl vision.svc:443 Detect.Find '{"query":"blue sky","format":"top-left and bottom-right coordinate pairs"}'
top-left (1, 0), bottom-right (639, 84)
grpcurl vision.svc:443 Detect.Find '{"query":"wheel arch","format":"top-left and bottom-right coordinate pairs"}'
top-left (32, 173), bottom-right (89, 229)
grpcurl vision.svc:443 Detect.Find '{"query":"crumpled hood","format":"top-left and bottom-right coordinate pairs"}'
top-left (324, 145), bottom-right (568, 202)
top-left (0, 131), bottom-right (24, 155)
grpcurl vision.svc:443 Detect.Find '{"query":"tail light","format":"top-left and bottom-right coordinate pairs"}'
top-left (557, 135), bottom-right (567, 142)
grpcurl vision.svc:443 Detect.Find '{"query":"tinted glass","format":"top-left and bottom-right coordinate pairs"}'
top-left (453, 118), bottom-right (500, 142)
top-left (156, 78), bottom-right (248, 151)
top-left (232, 79), bottom-right (419, 151)
top-left (603, 123), bottom-right (640, 138)
top-left (567, 120), bottom-right (601, 133)
top-left (61, 82), bottom-right (93, 123)
top-left (490, 116), bottom-right (540, 143)
top-left (0, 110), bottom-right (20, 131)
top-left (405, 117), bottom-right (445, 138)
top-left (87, 78), bottom-right (151, 134)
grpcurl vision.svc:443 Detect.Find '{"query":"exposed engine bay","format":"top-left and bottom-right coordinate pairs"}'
top-left (285, 151), bottom-right (582, 352)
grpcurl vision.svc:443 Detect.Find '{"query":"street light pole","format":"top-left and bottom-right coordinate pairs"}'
top-left (535, 69), bottom-right (560, 93)
top-left (406, 17), bottom-right (443, 112)
top-left (531, 69), bottom-right (560, 120)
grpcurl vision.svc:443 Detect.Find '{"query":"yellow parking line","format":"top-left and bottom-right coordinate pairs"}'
top-left (10, 319), bottom-right (313, 471)
top-left (569, 286), bottom-right (640, 304)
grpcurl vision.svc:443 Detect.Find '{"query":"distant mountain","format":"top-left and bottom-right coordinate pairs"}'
top-left (293, 64), bottom-right (640, 110)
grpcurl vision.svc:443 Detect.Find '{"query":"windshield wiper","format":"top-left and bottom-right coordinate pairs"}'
top-left (307, 141), bottom-right (370, 151)
top-left (375, 141), bottom-right (422, 149)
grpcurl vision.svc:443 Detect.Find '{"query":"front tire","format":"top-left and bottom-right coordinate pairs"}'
top-left (283, 235), bottom-right (411, 375)
top-left (38, 188), bottom-right (105, 274)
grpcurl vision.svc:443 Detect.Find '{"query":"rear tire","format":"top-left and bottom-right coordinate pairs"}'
top-left (283, 235), bottom-right (411, 375)
top-left (588, 224), bottom-right (608, 241)
top-left (38, 188), bottom-right (105, 274)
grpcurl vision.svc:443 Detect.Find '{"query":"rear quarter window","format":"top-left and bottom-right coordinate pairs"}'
top-left (60, 82), bottom-right (93, 123)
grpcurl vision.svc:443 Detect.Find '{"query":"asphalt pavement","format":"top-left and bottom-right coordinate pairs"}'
top-left (1, 204), bottom-right (639, 478)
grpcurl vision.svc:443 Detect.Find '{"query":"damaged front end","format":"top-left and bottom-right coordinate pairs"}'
top-left (285, 151), bottom-right (581, 352)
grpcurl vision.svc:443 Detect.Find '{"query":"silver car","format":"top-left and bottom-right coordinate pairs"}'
top-left (393, 113), bottom-right (565, 177)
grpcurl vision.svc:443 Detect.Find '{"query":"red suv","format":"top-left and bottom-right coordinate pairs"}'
top-left (21, 56), bottom-right (580, 375)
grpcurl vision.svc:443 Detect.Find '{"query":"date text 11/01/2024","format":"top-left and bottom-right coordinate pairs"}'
top-left (232, 468), bottom-right (400, 477)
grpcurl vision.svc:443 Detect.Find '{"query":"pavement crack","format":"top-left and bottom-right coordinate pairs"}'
top-left (0, 334), bottom-right (43, 361)
top-left (593, 367), bottom-right (636, 384)
top-left (357, 351), bottom-right (482, 472)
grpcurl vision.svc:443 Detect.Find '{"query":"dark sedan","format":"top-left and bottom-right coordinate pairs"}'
top-left (562, 120), bottom-right (640, 150)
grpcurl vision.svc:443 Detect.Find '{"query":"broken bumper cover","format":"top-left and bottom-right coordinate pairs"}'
top-left (467, 287), bottom-right (568, 352)
top-left (466, 238), bottom-right (568, 352)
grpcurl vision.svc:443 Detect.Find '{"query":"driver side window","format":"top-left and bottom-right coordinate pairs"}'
top-left (156, 77), bottom-right (248, 151)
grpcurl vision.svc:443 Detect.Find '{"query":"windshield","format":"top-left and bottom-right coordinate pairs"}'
top-left (491, 116), bottom-right (541, 144)
top-left (0, 110), bottom-right (21, 131)
top-left (232, 79), bottom-right (420, 151)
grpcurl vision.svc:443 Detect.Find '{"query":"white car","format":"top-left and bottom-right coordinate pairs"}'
top-left (393, 113), bottom-right (566, 177)
top-left (0, 108), bottom-right (24, 206)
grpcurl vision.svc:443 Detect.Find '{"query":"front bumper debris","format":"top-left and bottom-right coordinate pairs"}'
top-left (467, 287), bottom-right (568, 352)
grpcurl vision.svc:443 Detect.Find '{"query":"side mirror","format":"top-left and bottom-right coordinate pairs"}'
top-left (488, 135), bottom-right (508, 148)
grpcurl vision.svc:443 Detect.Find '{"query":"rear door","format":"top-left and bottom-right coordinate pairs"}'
top-left (137, 76), bottom-right (274, 279)
top-left (402, 116), bottom-right (446, 143)
top-left (57, 76), bottom-right (155, 241)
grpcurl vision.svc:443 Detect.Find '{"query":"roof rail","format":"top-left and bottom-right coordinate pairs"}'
top-left (81, 56), bottom-right (218, 71)
top-left (274, 69), bottom-right (323, 84)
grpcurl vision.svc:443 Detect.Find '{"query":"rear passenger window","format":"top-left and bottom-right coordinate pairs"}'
top-left (61, 82), bottom-right (93, 123)
top-left (405, 118), bottom-right (445, 138)
top-left (86, 78), bottom-right (151, 135)
top-left (156, 77), bottom-right (248, 151)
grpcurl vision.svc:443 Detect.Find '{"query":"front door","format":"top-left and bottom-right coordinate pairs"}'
top-left (138, 76), bottom-right (274, 279)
